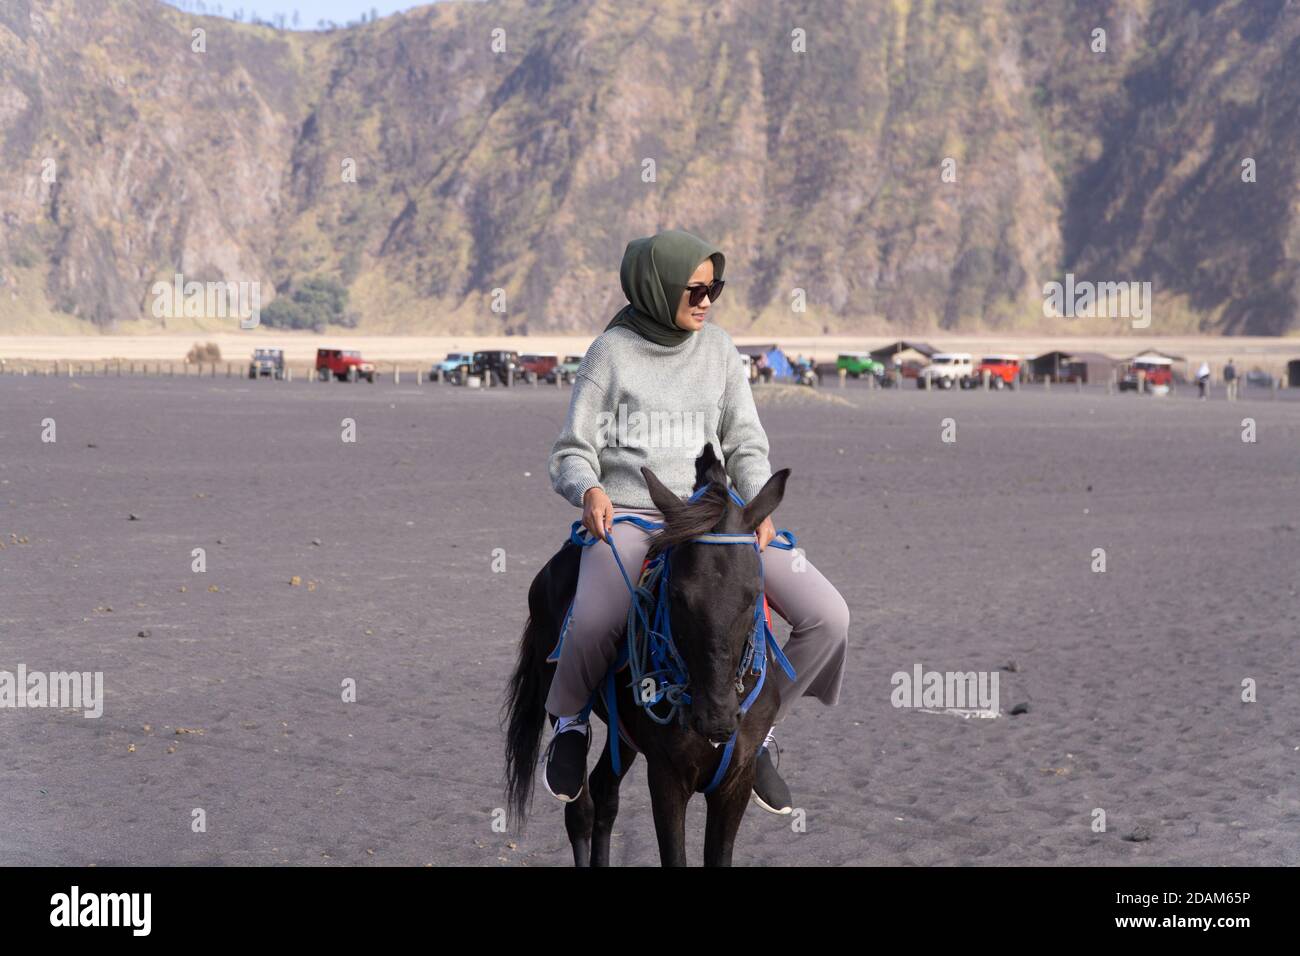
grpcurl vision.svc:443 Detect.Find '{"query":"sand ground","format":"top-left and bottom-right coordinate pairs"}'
top-left (0, 375), bottom-right (1296, 865)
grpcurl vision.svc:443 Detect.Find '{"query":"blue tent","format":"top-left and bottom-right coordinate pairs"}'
top-left (764, 347), bottom-right (794, 381)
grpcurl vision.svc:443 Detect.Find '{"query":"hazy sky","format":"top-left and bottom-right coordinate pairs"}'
top-left (162, 1), bottom-right (445, 29)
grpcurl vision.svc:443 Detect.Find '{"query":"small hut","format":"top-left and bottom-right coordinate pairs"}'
top-left (1028, 350), bottom-right (1116, 384)
top-left (870, 340), bottom-right (938, 363)
top-left (870, 340), bottom-right (938, 379)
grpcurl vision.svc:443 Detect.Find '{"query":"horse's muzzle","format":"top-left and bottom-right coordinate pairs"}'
top-left (691, 710), bottom-right (740, 745)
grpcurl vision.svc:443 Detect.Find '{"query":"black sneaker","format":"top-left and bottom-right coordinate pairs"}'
top-left (752, 741), bottom-right (793, 815)
top-left (543, 723), bottom-right (590, 802)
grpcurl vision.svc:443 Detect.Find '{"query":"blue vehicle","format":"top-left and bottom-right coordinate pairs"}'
top-left (432, 352), bottom-right (474, 379)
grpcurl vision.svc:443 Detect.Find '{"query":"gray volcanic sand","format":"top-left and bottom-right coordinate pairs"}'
top-left (0, 374), bottom-right (1297, 866)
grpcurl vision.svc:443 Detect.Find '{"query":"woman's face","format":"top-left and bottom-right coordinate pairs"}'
top-left (673, 258), bottom-right (715, 332)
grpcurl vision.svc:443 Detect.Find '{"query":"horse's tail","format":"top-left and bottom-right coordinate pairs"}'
top-left (503, 606), bottom-right (549, 828)
top-left (503, 543), bottom-right (581, 828)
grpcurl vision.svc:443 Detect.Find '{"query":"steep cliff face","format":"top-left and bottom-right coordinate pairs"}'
top-left (1054, 0), bottom-right (1300, 335)
top-left (1, 0), bottom-right (1297, 335)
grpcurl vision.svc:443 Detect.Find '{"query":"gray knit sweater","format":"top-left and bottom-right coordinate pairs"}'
top-left (548, 323), bottom-right (773, 509)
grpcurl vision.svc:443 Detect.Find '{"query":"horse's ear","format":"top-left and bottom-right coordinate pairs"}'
top-left (642, 466), bottom-right (685, 519)
top-left (741, 469), bottom-right (790, 530)
top-left (693, 443), bottom-right (725, 492)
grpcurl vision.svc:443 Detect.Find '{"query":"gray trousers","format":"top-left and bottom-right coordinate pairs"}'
top-left (545, 506), bottom-right (850, 725)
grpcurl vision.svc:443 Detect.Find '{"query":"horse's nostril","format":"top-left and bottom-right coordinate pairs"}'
top-left (691, 714), bottom-right (735, 746)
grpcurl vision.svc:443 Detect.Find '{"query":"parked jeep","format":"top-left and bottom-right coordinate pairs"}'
top-left (451, 350), bottom-right (521, 386)
top-left (1119, 356), bottom-right (1173, 394)
top-left (545, 355), bottom-right (583, 385)
top-left (836, 353), bottom-right (885, 379)
top-left (432, 352), bottom-right (474, 379)
top-left (249, 348), bottom-right (285, 380)
top-left (917, 353), bottom-right (973, 389)
top-left (518, 353), bottom-right (558, 380)
top-left (961, 355), bottom-right (1020, 389)
top-left (316, 348), bottom-right (375, 382)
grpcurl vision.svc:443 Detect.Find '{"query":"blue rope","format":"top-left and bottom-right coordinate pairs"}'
top-left (564, 486), bottom-right (798, 788)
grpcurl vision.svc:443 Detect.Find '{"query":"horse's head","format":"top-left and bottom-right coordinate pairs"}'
top-left (640, 445), bottom-right (789, 744)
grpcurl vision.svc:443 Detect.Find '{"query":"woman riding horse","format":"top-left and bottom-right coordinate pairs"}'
top-left (544, 228), bottom-right (851, 814)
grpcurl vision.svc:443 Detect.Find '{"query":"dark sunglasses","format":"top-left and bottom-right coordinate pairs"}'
top-left (685, 279), bottom-right (725, 307)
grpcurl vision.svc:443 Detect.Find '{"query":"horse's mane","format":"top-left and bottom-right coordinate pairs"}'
top-left (647, 482), bottom-right (731, 558)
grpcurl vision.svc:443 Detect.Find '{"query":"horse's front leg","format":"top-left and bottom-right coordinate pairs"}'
top-left (589, 740), bottom-right (636, 867)
top-left (646, 758), bottom-right (691, 867)
top-left (563, 771), bottom-right (594, 867)
top-left (703, 770), bottom-right (755, 867)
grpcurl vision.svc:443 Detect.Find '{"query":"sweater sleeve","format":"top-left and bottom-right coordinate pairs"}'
top-left (548, 368), bottom-right (609, 508)
top-left (718, 341), bottom-right (773, 503)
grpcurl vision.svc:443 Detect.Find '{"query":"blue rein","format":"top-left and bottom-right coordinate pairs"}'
top-left (566, 485), bottom-right (798, 794)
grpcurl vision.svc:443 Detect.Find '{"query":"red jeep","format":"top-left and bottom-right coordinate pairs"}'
top-left (1119, 356), bottom-right (1173, 393)
top-left (517, 353), bottom-right (558, 379)
top-left (316, 348), bottom-right (376, 382)
top-left (968, 355), bottom-right (1020, 389)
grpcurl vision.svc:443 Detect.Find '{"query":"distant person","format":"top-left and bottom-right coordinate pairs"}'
top-left (544, 228), bottom-right (850, 814)
top-left (1196, 360), bottom-right (1211, 400)
top-left (1224, 358), bottom-right (1238, 400)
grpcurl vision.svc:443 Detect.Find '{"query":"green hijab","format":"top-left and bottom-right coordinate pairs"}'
top-left (604, 229), bottom-right (726, 347)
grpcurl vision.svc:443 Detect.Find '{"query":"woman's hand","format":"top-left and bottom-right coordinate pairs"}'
top-left (582, 486), bottom-right (614, 541)
top-left (756, 516), bottom-right (775, 551)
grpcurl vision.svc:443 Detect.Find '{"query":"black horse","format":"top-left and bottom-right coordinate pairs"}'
top-left (504, 444), bottom-right (790, 866)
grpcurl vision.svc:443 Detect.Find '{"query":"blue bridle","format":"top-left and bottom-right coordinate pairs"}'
top-left (566, 484), bottom-right (798, 794)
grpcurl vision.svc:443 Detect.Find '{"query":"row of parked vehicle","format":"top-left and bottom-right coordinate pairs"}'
top-left (246, 347), bottom-right (580, 386)
top-left (836, 352), bottom-right (1023, 389)
top-left (430, 351), bottom-right (582, 386)
top-left (248, 348), bottom-right (377, 382)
